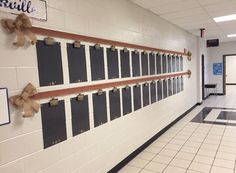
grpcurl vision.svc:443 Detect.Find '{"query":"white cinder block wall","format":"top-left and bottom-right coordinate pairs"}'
top-left (0, 0), bottom-right (200, 172)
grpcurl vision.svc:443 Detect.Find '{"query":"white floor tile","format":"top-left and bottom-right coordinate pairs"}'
top-left (170, 158), bottom-right (191, 169)
top-left (189, 162), bottom-right (211, 173)
top-left (193, 155), bottom-right (214, 165)
top-left (152, 155), bottom-right (172, 165)
top-left (210, 166), bottom-right (234, 173)
top-left (128, 158), bottom-right (150, 168)
top-left (144, 162), bottom-right (167, 172)
top-left (216, 151), bottom-right (236, 161)
top-left (144, 146), bottom-right (162, 154)
top-left (163, 165), bottom-right (186, 173)
top-left (118, 165), bottom-right (141, 173)
top-left (136, 152), bottom-right (156, 161)
top-left (175, 151), bottom-right (195, 161)
top-left (213, 158), bottom-right (235, 169)
top-left (159, 149), bottom-right (178, 158)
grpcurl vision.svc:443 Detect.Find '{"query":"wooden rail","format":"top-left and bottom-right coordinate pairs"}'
top-left (30, 27), bottom-right (188, 56)
top-left (32, 71), bottom-right (191, 100)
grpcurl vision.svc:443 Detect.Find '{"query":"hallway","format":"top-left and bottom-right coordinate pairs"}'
top-left (119, 86), bottom-right (236, 173)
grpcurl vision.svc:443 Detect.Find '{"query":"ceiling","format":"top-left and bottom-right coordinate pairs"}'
top-left (130, 0), bottom-right (236, 42)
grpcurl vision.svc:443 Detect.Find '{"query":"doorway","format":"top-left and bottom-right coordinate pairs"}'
top-left (223, 54), bottom-right (236, 95)
top-left (202, 54), bottom-right (205, 100)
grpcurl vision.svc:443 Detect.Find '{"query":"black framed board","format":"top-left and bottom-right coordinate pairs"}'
top-left (132, 51), bottom-right (141, 77)
top-left (167, 55), bottom-right (172, 73)
top-left (156, 53), bottom-right (162, 74)
top-left (93, 92), bottom-right (107, 127)
top-left (41, 100), bottom-right (67, 149)
top-left (172, 55), bottom-right (176, 73)
top-left (120, 50), bottom-right (131, 78)
top-left (122, 87), bottom-right (132, 115)
top-left (168, 79), bottom-right (172, 97)
top-left (157, 81), bottom-right (163, 101)
top-left (150, 82), bottom-right (157, 104)
top-left (133, 85), bottom-right (141, 111)
top-left (142, 83), bottom-right (150, 107)
top-left (107, 48), bottom-right (119, 79)
top-left (90, 46), bottom-right (105, 81)
top-left (67, 44), bottom-right (87, 83)
top-left (149, 53), bottom-right (155, 75)
top-left (141, 52), bottom-right (148, 76)
top-left (109, 89), bottom-right (121, 121)
top-left (163, 80), bottom-right (168, 99)
top-left (36, 40), bottom-right (64, 87)
top-left (162, 54), bottom-right (167, 74)
top-left (71, 95), bottom-right (90, 137)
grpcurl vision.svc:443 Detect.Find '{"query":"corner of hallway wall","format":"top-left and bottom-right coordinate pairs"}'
top-left (0, 0), bottom-right (199, 173)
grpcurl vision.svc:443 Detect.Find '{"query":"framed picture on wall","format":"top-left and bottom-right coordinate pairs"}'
top-left (0, 88), bottom-right (10, 126)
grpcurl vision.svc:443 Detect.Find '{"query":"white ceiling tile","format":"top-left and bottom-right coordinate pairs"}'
top-left (130, 0), bottom-right (183, 9)
top-left (203, 1), bottom-right (236, 16)
top-left (130, 0), bottom-right (235, 43)
top-left (160, 7), bottom-right (205, 20)
top-left (198, 0), bottom-right (227, 6)
top-left (150, 0), bottom-right (200, 15)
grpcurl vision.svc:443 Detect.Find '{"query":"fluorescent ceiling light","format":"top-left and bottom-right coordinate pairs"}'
top-left (228, 34), bottom-right (236, 38)
top-left (214, 14), bottom-right (236, 22)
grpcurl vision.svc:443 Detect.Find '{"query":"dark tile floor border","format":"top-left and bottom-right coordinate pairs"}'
top-left (108, 103), bottom-right (199, 173)
top-left (191, 107), bottom-right (236, 126)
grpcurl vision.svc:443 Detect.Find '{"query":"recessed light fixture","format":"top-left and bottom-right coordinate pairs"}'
top-left (214, 14), bottom-right (236, 22)
top-left (228, 34), bottom-right (236, 38)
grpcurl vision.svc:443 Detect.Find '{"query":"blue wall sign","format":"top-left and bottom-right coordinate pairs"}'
top-left (213, 63), bottom-right (223, 75)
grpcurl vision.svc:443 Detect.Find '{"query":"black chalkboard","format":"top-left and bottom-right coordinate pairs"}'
top-left (143, 84), bottom-right (150, 107)
top-left (157, 81), bottom-right (163, 101)
top-left (109, 89), bottom-right (121, 121)
top-left (132, 51), bottom-right (141, 77)
top-left (163, 80), bottom-right (168, 99)
top-left (150, 82), bottom-right (157, 104)
top-left (133, 85), bottom-right (141, 111)
top-left (168, 79), bottom-right (172, 97)
top-left (141, 53), bottom-right (148, 76)
top-left (149, 53), bottom-right (155, 75)
top-left (181, 77), bottom-right (184, 91)
top-left (67, 44), bottom-right (87, 83)
top-left (162, 54), bottom-right (167, 74)
top-left (107, 48), bottom-right (119, 79)
top-left (177, 77), bottom-right (180, 93)
top-left (122, 87), bottom-right (132, 115)
top-left (120, 50), bottom-right (131, 78)
top-left (173, 78), bottom-right (177, 95)
top-left (36, 40), bottom-right (64, 87)
top-left (156, 54), bottom-right (162, 74)
top-left (167, 55), bottom-right (172, 73)
top-left (41, 100), bottom-right (67, 149)
top-left (176, 56), bottom-right (180, 72)
top-left (93, 92), bottom-right (107, 127)
top-left (90, 46), bottom-right (105, 81)
top-left (172, 55), bottom-right (176, 73)
top-left (180, 56), bottom-right (183, 71)
top-left (71, 96), bottom-right (90, 137)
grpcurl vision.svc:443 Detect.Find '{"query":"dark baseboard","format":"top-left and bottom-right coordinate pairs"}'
top-left (197, 102), bottom-right (203, 105)
top-left (205, 93), bottom-right (224, 99)
top-left (226, 83), bottom-right (236, 85)
top-left (108, 103), bottom-right (199, 173)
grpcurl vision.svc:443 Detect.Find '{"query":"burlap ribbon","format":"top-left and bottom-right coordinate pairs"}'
top-left (1, 13), bottom-right (37, 47)
top-left (10, 83), bottom-right (40, 118)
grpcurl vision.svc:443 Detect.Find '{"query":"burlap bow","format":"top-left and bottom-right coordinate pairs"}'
top-left (10, 83), bottom-right (40, 118)
top-left (1, 13), bottom-right (37, 47)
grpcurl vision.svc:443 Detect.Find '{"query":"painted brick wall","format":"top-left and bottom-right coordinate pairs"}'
top-left (0, 0), bottom-right (199, 172)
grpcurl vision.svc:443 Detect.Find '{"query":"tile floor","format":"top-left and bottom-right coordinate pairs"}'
top-left (118, 86), bottom-right (236, 173)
